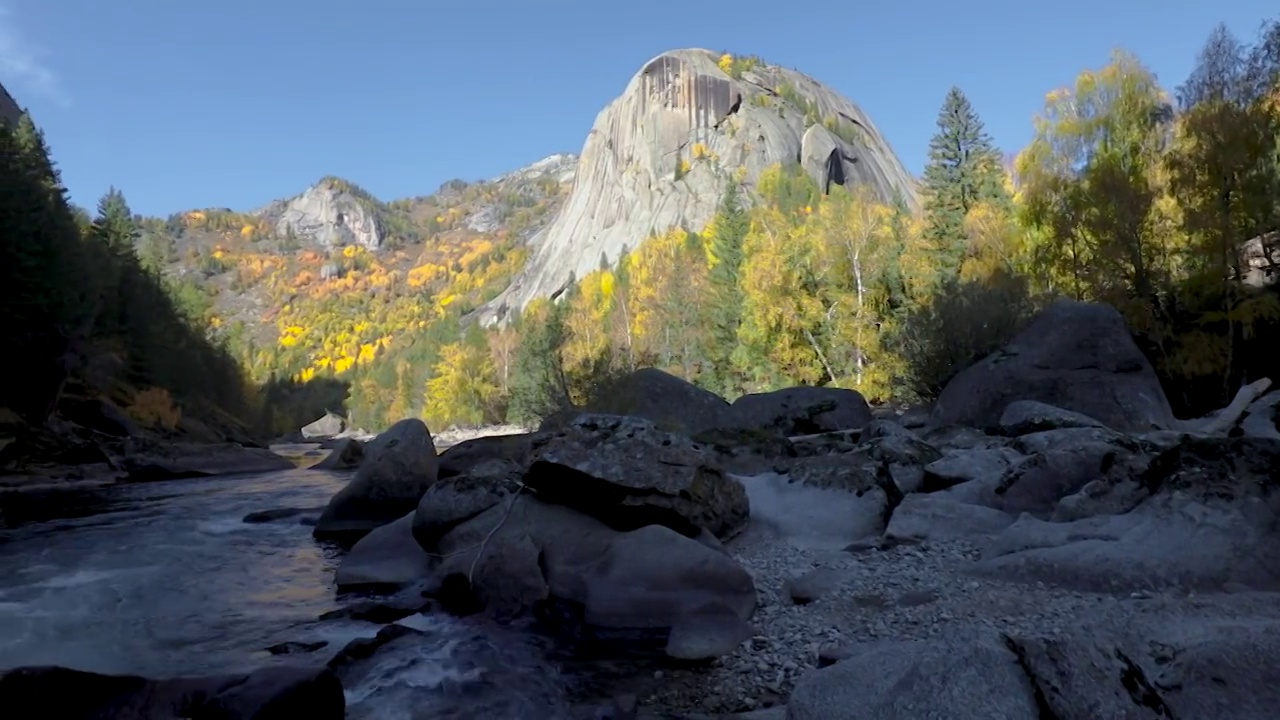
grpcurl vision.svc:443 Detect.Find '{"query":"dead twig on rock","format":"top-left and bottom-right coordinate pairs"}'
top-left (421, 483), bottom-right (528, 586)
top-left (787, 428), bottom-right (864, 444)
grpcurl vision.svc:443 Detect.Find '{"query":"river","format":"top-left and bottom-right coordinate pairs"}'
top-left (0, 468), bottom-right (575, 718)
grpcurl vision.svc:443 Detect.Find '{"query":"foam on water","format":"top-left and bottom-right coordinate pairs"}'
top-left (196, 515), bottom-right (262, 535)
top-left (32, 567), bottom-right (155, 589)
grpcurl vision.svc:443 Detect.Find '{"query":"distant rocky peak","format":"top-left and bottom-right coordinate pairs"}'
top-left (492, 153), bottom-right (578, 186)
top-left (270, 176), bottom-right (386, 251)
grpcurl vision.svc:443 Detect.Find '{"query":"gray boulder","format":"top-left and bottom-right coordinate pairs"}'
top-left (930, 301), bottom-right (1176, 434)
top-left (313, 418), bottom-right (439, 541)
top-left (999, 400), bottom-right (1106, 435)
top-left (335, 512), bottom-right (432, 590)
top-left (727, 386), bottom-right (872, 436)
top-left (973, 436), bottom-right (1280, 593)
top-left (546, 367), bottom-right (733, 436)
top-left (423, 496), bottom-right (756, 660)
top-left (524, 414), bottom-right (749, 540)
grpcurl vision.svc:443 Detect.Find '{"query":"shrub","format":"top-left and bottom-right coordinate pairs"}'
top-left (128, 387), bottom-right (183, 431)
top-left (888, 271), bottom-right (1040, 401)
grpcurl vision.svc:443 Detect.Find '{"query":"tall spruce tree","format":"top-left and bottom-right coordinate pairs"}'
top-left (702, 180), bottom-right (750, 396)
top-left (921, 87), bottom-right (1009, 284)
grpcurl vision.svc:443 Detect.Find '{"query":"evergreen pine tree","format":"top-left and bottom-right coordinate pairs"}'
top-left (702, 180), bottom-right (750, 396)
top-left (921, 87), bottom-right (1009, 284)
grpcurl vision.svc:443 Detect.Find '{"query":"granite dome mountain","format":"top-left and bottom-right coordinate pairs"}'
top-left (137, 48), bottom-right (917, 337)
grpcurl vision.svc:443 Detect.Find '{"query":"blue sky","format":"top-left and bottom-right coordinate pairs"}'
top-left (2, 0), bottom-right (1276, 217)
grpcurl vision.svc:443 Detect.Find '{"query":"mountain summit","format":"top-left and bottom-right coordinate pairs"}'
top-left (480, 48), bottom-right (919, 324)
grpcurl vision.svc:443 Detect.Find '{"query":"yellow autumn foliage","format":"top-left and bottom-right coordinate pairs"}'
top-left (128, 387), bottom-right (182, 431)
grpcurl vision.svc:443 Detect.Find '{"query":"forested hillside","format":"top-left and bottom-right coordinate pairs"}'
top-left (129, 156), bottom-right (574, 433)
top-left (4, 16), bottom-right (1276, 451)
top-left (497, 20), bottom-right (1280, 425)
top-left (0, 113), bottom-right (273, 453)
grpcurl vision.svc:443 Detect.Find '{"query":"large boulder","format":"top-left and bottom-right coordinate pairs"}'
top-left (421, 495), bottom-right (756, 660)
top-left (726, 386), bottom-right (872, 436)
top-left (929, 301), bottom-right (1176, 434)
top-left (524, 414), bottom-right (749, 540)
top-left (0, 664), bottom-right (344, 719)
top-left (312, 418), bottom-right (439, 542)
top-left (558, 368), bottom-right (733, 436)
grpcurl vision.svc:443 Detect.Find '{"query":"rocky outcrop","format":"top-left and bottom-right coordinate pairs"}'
top-left (929, 300), bottom-right (1177, 434)
top-left (117, 441), bottom-right (294, 482)
top-left (464, 154), bottom-right (578, 234)
top-left (263, 178), bottom-right (386, 250)
top-left (480, 49), bottom-right (919, 323)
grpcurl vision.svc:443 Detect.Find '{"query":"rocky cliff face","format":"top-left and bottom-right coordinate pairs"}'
top-left (479, 48), bottom-right (919, 325)
top-left (259, 178), bottom-right (387, 250)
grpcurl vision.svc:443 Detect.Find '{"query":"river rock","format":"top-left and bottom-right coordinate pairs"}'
top-left (412, 458), bottom-right (524, 548)
top-left (929, 300), bottom-right (1177, 434)
top-left (919, 446), bottom-right (1020, 493)
top-left (523, 414), bottom-right (749, 540)
top-left (313, 418), bottom-right (439, 542)
top-left (335, 511), bottom-right (432, 590)
top-left (0, 664), bottom-right (344, 719)
top-left (726, 386), bottom-right (872, 436)
top-left (427, 495), bottom-right (756, 659)
top-left (883, 493), bottom-right (1015, 543)
top-left (992, 427), bottom-right (1153, 516)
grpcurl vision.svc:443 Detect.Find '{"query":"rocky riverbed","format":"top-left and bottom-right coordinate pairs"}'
top-left (5, 300), bottom-right (1280, 720)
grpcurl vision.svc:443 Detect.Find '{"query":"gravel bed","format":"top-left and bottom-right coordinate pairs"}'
top-left (629, 524), bottom-right (1280, 718)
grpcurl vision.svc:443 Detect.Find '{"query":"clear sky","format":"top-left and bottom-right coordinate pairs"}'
top-left (2, 0), bottom-right (1276, 217)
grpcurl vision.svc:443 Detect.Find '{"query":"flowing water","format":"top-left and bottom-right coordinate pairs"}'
top-left (0, 468), bottom-right (574, 718)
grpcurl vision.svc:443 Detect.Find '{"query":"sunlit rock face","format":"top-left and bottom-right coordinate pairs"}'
top-left (478, 48), bottom-right (918, 325)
